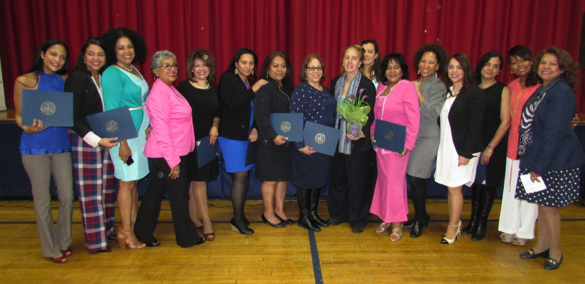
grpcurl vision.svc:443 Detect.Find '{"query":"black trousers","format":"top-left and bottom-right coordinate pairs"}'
top-left (327, 149), bottom-right (374, 228)
top-left (134, 157), bottom-right (201, 248)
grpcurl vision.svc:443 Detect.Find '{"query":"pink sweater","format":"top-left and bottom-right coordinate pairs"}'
top-left (144, 79), bottom-right (195, 168)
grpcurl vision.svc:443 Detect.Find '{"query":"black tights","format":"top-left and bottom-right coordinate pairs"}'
top-left (231, 171), bottom-right (250, 225)
top-left (408, 175), bottom-right (428, 222)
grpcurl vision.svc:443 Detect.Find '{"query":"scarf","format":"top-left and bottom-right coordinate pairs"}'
top-left (517, 76), bottom-right (560, 157)
top-left (334, 72), bottom-right (362, 155)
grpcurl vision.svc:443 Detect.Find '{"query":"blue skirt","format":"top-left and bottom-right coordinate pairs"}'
top-left (218, 137), bottom-right (254, 173)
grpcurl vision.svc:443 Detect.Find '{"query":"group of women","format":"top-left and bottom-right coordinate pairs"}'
top-left (14, 29), bottom-right (584, 271)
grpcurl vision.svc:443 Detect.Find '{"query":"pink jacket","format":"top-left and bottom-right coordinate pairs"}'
top-left (144, 79), bottom-right (195, 168)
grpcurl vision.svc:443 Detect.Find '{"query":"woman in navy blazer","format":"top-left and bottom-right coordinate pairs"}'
top-left (65, 37), bottom-right (118, 253)
top-left (217, 48), bottom-right (267, 235)
top-left (434, 53), bottom-right (485, 244)
top-left (516, 47), bottom-right (585, 270)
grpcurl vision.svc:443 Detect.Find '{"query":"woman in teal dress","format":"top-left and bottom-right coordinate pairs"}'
top-left (101, 28), bottom-right (148, 249)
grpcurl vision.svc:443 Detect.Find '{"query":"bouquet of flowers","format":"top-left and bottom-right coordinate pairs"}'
top-left (337, 88), bottom-right (370, 137)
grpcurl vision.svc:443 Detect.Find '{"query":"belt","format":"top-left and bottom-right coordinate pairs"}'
top-left (129, 106), bottom-right (145, 111)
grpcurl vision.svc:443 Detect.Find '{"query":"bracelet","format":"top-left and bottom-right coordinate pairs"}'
top-left (212, 125), bottom-right (218, 129)
top-left (485, 148), bottom-right (492, 153)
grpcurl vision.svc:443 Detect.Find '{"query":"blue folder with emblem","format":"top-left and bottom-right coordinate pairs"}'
top-left (86, 106), bottom-right (137, 142)
top-left (303, 121), bottom-right (339, 156)
top-left (196, 136), bottom-right (219, 168)
top-left (21, 89), bottom-right (73, 127)
top-left (372, 119), bottom-right (406, 153)
top-left (270, 113), bottom-right (304, 142)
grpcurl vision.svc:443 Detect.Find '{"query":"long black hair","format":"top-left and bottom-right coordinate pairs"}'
top-left (474, 51), bottom-right (503, 83)
top-left (225, 47), bottom-right (258, 80)
top-left (74, 37), bottom-right (107, 74)
top-left (26, 39), bottom-right (70, 75)
top-left (259, 50), bottom-right (294, 92)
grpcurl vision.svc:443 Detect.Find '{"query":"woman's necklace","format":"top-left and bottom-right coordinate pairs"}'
top-left (190, 80), bottom-right (210, 90)
top-left (510, 87), bottom-right (525, 119)
top-left (116, 63), bottom-right (133, 72)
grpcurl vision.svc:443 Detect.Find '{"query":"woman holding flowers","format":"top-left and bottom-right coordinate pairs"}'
top-left (327, 45), bottom-right (376, 233)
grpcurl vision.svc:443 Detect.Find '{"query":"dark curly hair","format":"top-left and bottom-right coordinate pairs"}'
top-left (534, 46), bottom-right (579, 90)
top-left (378, 53), bottom-right (409, 85)
top-left (73, 37), bottom-right (107, 74)
top-left (26, 39), bottom-right (70, 75)
top-left (101, 27), bottom-right (147, 66)
top-left (508, 45), bottom-right (540, 87)
top-left (446, 53), bottom-right (474, 97)
top-left (259, 50), bottom-right (294, 92)
top-left (412, 43), bottom-right (449, 76)
top-left (474, 51), bottom-right (503, 83)
top-left (186, 48), bottom-right (216, 84)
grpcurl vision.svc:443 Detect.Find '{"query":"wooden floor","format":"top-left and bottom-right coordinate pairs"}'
top-left (1, 199), bottom-right (584, 283)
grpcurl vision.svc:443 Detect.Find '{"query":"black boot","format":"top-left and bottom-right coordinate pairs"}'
top-left (472, 185), bottom-right (496, 241)
top-left (310, 188), bottom-right (329, 227)
top-left (410, 214), bottom-right (430, 238)
top-left (461, 184), bottom-right (481, 235)
top-left (297, 188), bottom-right (321, 232)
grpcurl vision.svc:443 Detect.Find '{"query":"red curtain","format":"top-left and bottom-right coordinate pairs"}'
top-left (1, 0), bottom-right (584, 110)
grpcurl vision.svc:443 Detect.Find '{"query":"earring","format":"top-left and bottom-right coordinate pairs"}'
top-left (417, 70), bottom-right (420, 75)
top-left (266, 73), bottom-right (269, 79)
top-left (251, 70), bottom-right (254, 76)
top-left (235, 69), bottom-right (239, 75)
top-left (511, 70), bottom-right (514, 75)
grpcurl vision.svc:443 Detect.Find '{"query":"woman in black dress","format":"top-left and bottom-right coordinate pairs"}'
top-left (176, 48), bottom-right (220, 241)
top-left (254, 51), bottom-right (294, 228)
top-left (290, 54), bottom-right (335, 232)
top-left (461, 51), bottom-right (510, 241)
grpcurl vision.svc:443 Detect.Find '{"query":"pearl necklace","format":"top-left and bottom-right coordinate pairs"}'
top-left (116, 63), bottom-right (133, 72)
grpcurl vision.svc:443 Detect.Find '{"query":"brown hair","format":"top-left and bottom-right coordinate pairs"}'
top-left (299, 53), bottom-right (326, 82)
top-left (445, 53), bottom-right (475, 97)
top-left (186, 48), bottom-right (216, 84)
top-left (534, 46), bottom-right (578, 90)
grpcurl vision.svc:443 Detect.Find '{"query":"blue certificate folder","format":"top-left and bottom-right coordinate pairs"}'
top-left (21, 89), bottom-right (73, 127)
top-left (303, 121), bottom-right (339, 156)
top-left (86, 107), bottom-right (138, 142)
top-left (372, 119), bottom-right (406, 152)
top-left (270, 113), bottom-right (304, 142)
top-left (196, 136), bottom-right (219, 168)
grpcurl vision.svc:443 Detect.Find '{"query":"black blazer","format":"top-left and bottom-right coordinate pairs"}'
top-left (254, 78), bottom-right (292, 146)
top-left (218, 72), bottom-right (256, 140)
top-left (65, 70), bottom-right (104, 138)
top-left (331, 75), bottom-right (376, 153)
top-left (447, 84), bottom-right (485, 159)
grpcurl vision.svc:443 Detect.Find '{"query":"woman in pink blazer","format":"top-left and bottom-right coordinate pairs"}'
top-left (134, 51), bottom-right (204, 248)
top-left (370, 53), bottom-right (420, 241)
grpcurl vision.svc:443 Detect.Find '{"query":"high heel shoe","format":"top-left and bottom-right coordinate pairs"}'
top-left (440, 220), bottom-right (461, 245)
top-left (262, 214), bottom-right (286, 228)
top-left (403, 214), bottom-right (429, 229)
top-left (410, 216), bottom-right (430, 238)
top-left (390, 224), bottom-right (403, 242)
top-left (230, 218), bottom-right (254, 235)
top-left (117, 226), bottom-right (145, 249)
top-left (375, 222), bottom-right (391, 234)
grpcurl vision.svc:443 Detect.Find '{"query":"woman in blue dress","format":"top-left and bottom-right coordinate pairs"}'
top-left (218, 48), bottom-right (267, 235)
top-left (290, 54), bottom-right (335, 232)
top-left (101, 27), bottom-right (149, 249)
top-left (14, 39), bottom-right (73, 263)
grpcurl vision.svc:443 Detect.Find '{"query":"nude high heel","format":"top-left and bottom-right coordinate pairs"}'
top-left (117, 226), bottom-right (145, 249)
top-left (440, 220), bottom-right (461, 245)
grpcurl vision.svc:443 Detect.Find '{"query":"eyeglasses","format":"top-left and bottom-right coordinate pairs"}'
top-left (160, 63), bottom-right (179, 70)
top-left (306, 66), bottom-right (323, 72)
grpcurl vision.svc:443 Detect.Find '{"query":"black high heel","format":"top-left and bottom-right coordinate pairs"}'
top-left (230, 218), bottom-right (254, 235)
top-left (262, 214), bottom-right (286, 228)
